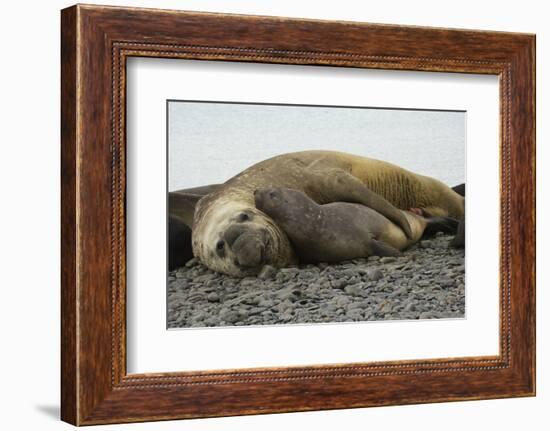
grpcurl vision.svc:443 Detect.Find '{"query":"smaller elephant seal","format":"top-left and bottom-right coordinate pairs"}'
top-left (254, 187), bottom-right (458, 263)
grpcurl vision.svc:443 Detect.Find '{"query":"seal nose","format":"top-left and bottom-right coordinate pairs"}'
top-left (232, 234), bottom-right (265, 268)
top-left (254, 188), bottom-right (277, 211)
top-left (223, 224), bottom-right (248, 247)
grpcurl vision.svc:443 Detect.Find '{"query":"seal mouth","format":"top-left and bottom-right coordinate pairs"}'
top-left (229, 227), bottom-right (275, 275)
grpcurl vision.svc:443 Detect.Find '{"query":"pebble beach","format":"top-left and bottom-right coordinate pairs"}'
top-left (167, 232), bottom-right (465, 329)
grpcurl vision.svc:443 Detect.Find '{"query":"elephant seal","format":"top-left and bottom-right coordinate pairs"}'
top-left (168, 184), bottom-right (222, 269)
top-left (254, 187), bottom-right (458, 263)
top-left (192, 150), bottom-right (464, 276)
top-left (168, 215), bottom-right (193, 271)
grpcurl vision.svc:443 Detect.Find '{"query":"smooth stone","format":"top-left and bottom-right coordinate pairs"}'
top-left (195, 273), bottom-right (217, 282)
top-left (336, 296), bottom-right (351, 307)
top-left (367, 269), bottom-right (383, 281)
top-left (344, 284), bottom-right (361, 296)
top-left (258, 265), bottom-right (277, 280)
top-left (280, 268), bottom-right (299, 275)
top-left (185, 257), bottom-right (199, 268)
top-left (277, 289), bottom-right (299, 302)
top-left (404, 302), bottom-right (416, 312)
top-left (331, 279), bottom-right (347, 289)
top-left (380, 257), bottom-right (397, 263)
top-left (258, 299), bottom-right (274, 308)
top-left (207, 293), bottom-right (220, 302)
top-left (242, 295), bottom-right (261, 305)
top-left (220, 310), bottom-right (240, 323)
top-left (348, 301), bottom-right (370, 310)
top-left (389, 286), bottom-right (408, 298)
top-left (240, 277), bottom-right (257, 287)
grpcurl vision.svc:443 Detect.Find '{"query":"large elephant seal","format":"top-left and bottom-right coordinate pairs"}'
top-left (192, 150), bottom-right (464, 277)
top-left (254, 187), bottom-right (458, 263)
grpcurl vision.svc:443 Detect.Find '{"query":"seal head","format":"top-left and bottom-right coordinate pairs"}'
top-left (192, 190), bottom-right (297, 276)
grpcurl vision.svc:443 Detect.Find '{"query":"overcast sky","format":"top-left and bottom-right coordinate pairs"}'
top-left (168, 101), bottom-right (465, 191)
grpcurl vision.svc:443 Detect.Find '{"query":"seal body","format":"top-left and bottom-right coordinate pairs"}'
top-left (192, 150), bottom-right (464, 276)
top-left (254, 187), bottom-right (452, 263)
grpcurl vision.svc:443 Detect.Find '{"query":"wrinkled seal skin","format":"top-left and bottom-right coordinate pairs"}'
top-left (192, 150), bottom-right (465, 277)
top-left (254, 187), bottom-right (458, 263)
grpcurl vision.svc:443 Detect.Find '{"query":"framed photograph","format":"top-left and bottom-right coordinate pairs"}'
top-left (61, 4), bottom-right (535, 425)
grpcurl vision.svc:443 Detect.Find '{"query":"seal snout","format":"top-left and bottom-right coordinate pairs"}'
top-left (254, 187), bottom-right (281, 213)
top-left (223, 223), bottom-right (269, 269)
top-left (233, 235), bottom-right (265, 268)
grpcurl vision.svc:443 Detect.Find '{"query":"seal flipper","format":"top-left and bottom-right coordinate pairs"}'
top-left (422, 216), bottom-right (460, 237)
top-left (311, 168), bottom-right (414, 240)
top-left (452, 183), bottom-right (465, 197)
top-left (450, 217), bottom-right (465, 248)
top-left (369, 239), bottom-right (402, 257)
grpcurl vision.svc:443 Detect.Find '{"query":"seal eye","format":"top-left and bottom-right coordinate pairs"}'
top-left (237, 212), bottom-right (250, 222)
top-left (215, 240), bottom-right (226, 258)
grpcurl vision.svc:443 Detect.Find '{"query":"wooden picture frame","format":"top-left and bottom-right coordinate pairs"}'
top-left (61, 4), bottom-right (535, 425)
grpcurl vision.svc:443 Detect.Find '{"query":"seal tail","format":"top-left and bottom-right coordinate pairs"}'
top-left (370, 239), bottom-right (402, 257)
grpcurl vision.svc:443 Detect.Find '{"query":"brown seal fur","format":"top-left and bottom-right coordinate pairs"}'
top-left (254, 187), bottom-right (458, 263)
top-left (192, 150), bottom-right (464, 276)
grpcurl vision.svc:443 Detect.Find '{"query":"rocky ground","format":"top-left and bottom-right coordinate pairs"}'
top-left (167, 233), bottom-right (465, 328)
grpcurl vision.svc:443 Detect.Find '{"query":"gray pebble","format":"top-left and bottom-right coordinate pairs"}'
top-left (185, 257), bottom-right (199, 268)
top-left (220, 310), bottom-right (240, 324)
top-left (367, 269), bottom-right (384, 281)
top-left (258, 265), bottom-right (277, 280)
top-left (240, 277), bottom-right (257, 287)
top-left (344, 284), bottom-right (361, 296)
top-left (380, 257), bottom-right (397, 263)
top-left (258, 299), bottom-right (274, 308)
top-left (207, 293), bottom-right (220, 302)
top-left (331, 279), bottom-right (347, 289)
top-left (277, 288), bottom-right (299, 302)
top-left (281, 267), bottom-right (299, 275)
top-left (404, 302), bottom-right (416, 312)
